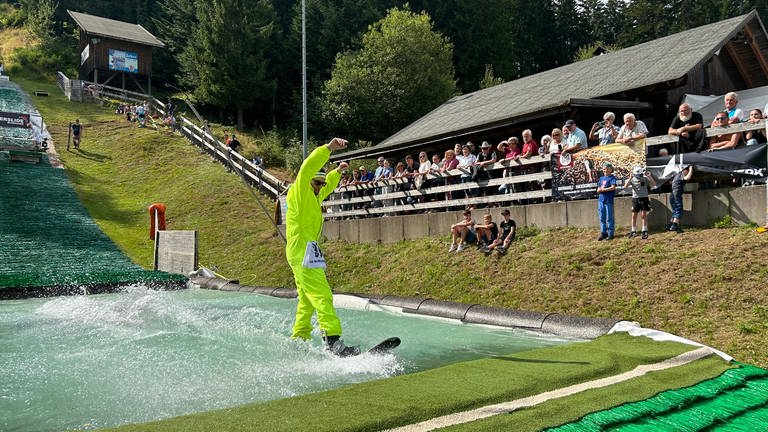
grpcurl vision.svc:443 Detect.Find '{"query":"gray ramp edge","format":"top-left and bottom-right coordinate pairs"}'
top-left (190, 276), bottom-right (621, 339)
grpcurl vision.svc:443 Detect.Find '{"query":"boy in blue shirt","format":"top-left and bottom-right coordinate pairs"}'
top-left (596, 162), bottom-right (618, 241)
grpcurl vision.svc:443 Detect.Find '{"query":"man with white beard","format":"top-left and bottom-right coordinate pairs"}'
top-left (668, 103), bottom-right (705, 153)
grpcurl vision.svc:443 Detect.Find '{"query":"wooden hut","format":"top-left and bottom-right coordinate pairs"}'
top-left (68, 10), bottom-right (165, 94)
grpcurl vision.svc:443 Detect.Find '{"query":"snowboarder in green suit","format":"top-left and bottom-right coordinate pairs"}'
top-left (285, 137), bottom-right (359, 356)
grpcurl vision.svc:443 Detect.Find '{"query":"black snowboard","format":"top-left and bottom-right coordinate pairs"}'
top-left (366, 337), bottom-right (401, 355)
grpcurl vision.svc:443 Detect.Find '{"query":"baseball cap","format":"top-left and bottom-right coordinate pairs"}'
top-left (603, 162), bottom-right (614, 169)
top-left (564, 119), bottom-right (576, 126)
top-left (632, 166), bottom-right (644, 176)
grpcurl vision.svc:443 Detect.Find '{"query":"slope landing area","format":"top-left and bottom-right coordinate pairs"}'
top-left (98, 332), bottom-right (768, 432)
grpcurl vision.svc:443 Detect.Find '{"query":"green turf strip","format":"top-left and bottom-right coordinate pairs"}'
top-left (437, 355), bottom-right (733, 432)
top-left (542, 363), bottom-right (768, 432)
top-left (98, 333), bottom-right (727, 432)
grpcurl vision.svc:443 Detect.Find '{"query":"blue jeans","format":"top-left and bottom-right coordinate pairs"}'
top-left (670, 192), bottom-right (683, 220)
top-left (598, 201), bottom-right (614, 236)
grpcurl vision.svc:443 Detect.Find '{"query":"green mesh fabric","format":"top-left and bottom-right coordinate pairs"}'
top-left (0, 152), bottom-right (185, 291)
top-left (0, 83), bottom-right (35, 150)
top-left (546, 363), bottom-right (768, 431)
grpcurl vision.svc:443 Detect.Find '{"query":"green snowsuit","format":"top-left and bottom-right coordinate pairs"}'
top-left (286, 145), bottom-right (342, 340)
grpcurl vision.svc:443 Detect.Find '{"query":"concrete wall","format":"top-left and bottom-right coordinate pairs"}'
top-left (323, 185), bottom-right (766, 244)
top-left (154, 230), bottom-right (197, 275)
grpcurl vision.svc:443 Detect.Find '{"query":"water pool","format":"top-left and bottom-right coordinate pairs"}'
top-left (0, 287), bottom-right (579, 431)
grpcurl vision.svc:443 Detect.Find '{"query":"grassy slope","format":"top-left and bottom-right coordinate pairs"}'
top-left (13, 76), bottom-right (768, 370)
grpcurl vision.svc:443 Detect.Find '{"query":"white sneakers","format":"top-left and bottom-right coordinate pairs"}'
top-left (448, 244), bottom-right (457, 252)
top-left (456, 244), bottom-right (465, 252)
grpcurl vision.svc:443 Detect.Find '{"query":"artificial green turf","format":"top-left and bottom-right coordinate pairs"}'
top-left (98, 333), bottom-right (727, 432)
top-left (438, 355), bottom-right (734, 431)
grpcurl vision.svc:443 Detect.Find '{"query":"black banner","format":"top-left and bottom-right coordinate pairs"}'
top-left (647, 144), bottom-right (767, 184)
top-left (0, 111), bottom-right (31, 128)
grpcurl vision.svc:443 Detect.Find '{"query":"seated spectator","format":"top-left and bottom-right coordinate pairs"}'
top-left (668, 103), bottom-right (705, 153)
top-left (616, 113), bottom-right (649, 153)
top-left (708, 111), bottom-right (741, 151)
top-left (589, 111), bottom-right (620, 146)
top-left (474, 213), bottom-right (498, 253)
top-left (745, 109), bottom-right (766, 146)
top-left (487, 208), bottom-right (516, 254)
top-left (549, 128), bottom-right (564, 153)
top-left (448, 209), bottom-right (476, 252)
top-left (724, 91), bottom-right (744, 124)
top-left (562, 119), bottom-right (588, 154)
top-left (658, 148), bottom-right (669, 157)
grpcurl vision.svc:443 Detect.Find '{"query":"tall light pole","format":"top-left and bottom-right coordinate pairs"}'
top-left (301, 0), bottom-right (308, 160)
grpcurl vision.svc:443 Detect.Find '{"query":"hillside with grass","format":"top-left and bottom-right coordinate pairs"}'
top-left (10, 75), bottom-right (768, 369)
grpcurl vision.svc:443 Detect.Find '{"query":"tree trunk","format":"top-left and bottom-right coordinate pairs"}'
top-left (237, 108), bottom-right (244, 131)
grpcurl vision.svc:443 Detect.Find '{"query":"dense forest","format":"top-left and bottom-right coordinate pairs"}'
top-left (2, 0), bottom-right (767, 146)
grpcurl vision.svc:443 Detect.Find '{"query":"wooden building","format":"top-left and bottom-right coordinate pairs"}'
top-left (333, 11), bottom-right (768, 163)
top-left (68, 10), bottom-right (165, 94)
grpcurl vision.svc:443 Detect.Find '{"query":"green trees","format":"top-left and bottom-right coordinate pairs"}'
top-left (320, 6), bottom-right (456, 144)
top-left (178, 0), bottom-right (276, 130)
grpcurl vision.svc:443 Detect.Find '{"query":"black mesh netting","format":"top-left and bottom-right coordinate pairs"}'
top-left (0, 152), bottom-right (186, 291)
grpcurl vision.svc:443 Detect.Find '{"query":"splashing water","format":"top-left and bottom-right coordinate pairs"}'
top-left (0, 287), bottom-right (576, 431)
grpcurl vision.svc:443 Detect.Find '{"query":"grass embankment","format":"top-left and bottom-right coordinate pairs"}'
top-left (15, 76), bottom-right (768, 368)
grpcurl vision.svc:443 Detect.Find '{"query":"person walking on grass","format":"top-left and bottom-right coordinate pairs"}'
top-left (624, 166), bottom-right (657, 239)
top-left (286, 137), bottom-right (359, 357)
top-left (596, 162), bottom-right (617, 241)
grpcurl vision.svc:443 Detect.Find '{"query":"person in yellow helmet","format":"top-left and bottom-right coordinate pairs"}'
top-left (286, 137), bottom-right (358, 356)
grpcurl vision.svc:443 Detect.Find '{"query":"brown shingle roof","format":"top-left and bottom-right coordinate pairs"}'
top-left (68, 10), bottom-right (165, 48)
top-left (335, 12), bottom-right (756, 160)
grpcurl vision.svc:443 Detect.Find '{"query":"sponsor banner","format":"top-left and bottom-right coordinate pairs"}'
top-left (551, 143), bottom-right (645, 200)
top-left (108, 49), bottom-right (139, 73)
top-left (647, 144), bottom-right (767, 184)
top-left (0, 111), bottom-right (31, 128)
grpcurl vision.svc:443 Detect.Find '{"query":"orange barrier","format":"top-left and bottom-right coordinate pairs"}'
top-left (148, 203), bottom-right (167, 240)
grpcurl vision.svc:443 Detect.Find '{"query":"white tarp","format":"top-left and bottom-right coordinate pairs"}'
top-left (684, 85), bottom-right (768, 124)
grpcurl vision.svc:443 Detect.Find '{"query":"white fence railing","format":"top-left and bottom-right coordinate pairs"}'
top-left (55, 72), bottom-right (288, 198)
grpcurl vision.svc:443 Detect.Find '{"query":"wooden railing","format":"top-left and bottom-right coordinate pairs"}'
top-left (323, 119), bottom-right (767, 220)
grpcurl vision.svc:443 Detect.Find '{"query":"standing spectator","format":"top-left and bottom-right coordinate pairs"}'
top-left (373, 156), bottom-right (386, 180)
top-left (616, 113), bottom-right (649, 153)
top-left (724, 92), bottom-right (744, 124)
top-left (474, 213), bottom-right (498, 253)
top-left (393, 161), bottom-right (410, 206)
top-left (229, 134), bottom-right (241, 152)
top-left (487, 209), bottom-right (516, 253)
top-left (708, 111), bottom-right (741, 151)
top-left (453, 143), bottom-right (463, 156)
top-left (415, 151), bottom-right (432, 202)
top-left (549, 128), bottom-right (564, 153)
top-left (375, 159), bottom-right (394, 207)
top-left (404, 154), bottom-right (419, 193)
top-left (589, 112), bottom-right (620, 146)
top-left (457, 145), bottom-right (478, 198)
top-left (596, 162), bottom-right (618, 241)
top-left (448, 209), bottom-right (476, 252)
top-left (474, 141), bottom-right (497, 196)
top-left (499, 138), bottom-right (521, 194)
top-left (359, 165), bottom-right (374, 182)
top-left (745, 109), bottom-right (766, 146)
top-left (668, 165), bottom-right (694, 233)
top-left (517, 130), bottom-right (539, 159)
top-left (440, 149), bottom-right (460, 200)
top-left (668, 103), bottom-right (705, 153)
top-left (623, 166), bottom-right (657, 239)
top-left (70, 119), bottom-right (82, 149)
top-left (137, 103), bottom-right (146, 127)
top-left (539, 135), bottom-right (553, 155)
top-left (562, 119), bottom-right (588, 154)
top-left (223, 131), bottom-right (231, 146)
